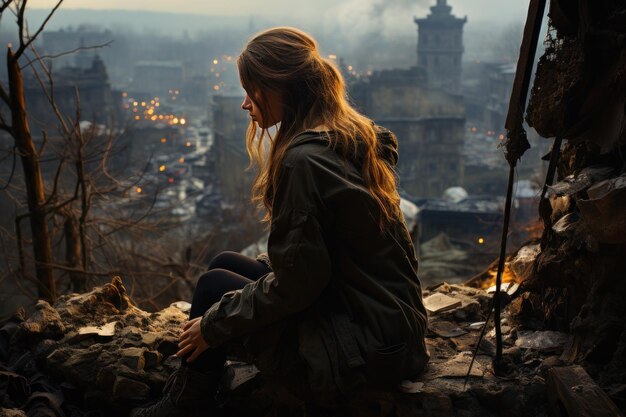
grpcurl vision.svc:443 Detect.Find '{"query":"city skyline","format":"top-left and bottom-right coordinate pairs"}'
top-left (26, 0), bottom-right (529, 24)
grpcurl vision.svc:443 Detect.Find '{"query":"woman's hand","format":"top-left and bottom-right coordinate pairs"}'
top-left (177, 317), bottom-right (209, 363)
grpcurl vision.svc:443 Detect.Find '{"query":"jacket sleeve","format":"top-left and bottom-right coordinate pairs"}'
top-left (200, 150), bottom-right (332, 348)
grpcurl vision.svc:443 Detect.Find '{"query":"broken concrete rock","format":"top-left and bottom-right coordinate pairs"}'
top-left (47, 345), bottom-right (106, 385)
top-left (515, 330), bottom-right (570, 352)
top-left (118, 347), bottom-right (146, 371)
top-left (0, 277), bottom-right (578, 416)
top-left (0, 277), bottom-right (190, 415)
top-left (428, 320), bottom-right (467, 338)
top-left (54, 276), bottom-right (144, 329)
top-left (508, 244), bottom-right (540, 281)
top-left (112, 375), bottom-right (150, 400)
top-left (547, 165), bottom-right (615, 197)
top-left (19, 301), bottom-right (65, 341)
top-left (578, 173), bottom-right (626, 244)
top-left (143, 350), bottom-right (162, 369)
top-left (0, 409), bottom-right (27, 417)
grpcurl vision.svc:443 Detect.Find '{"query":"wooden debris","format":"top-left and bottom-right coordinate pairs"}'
top-left (426, 352), bottom-right (484, 379)
top-left (77, 321), bottom-right (118, 337)
top-left (486, 282), bottom-right (519, 296)
top-left (423, 293), bottom-right (462, 314)
top-left (547, 365), bottom-right (624, 417)
top-left (429, 320), bottom-right (467, 338)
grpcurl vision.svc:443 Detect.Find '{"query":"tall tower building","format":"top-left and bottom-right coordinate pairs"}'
top-left (414, 0), bottom-right (467, 94)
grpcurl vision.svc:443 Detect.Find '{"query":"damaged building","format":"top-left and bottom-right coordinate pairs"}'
top-left (351, 0), bottom-right (467, 199)
top-left (20, 55), bottom-right (120, 129)
top-left (211, 93), bottom-right (253, 203)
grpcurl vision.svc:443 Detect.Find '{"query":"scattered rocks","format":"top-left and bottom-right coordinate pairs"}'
top-left (515, 330), bottom-right (570, 352)
top-left (429, 320), bottom-right (467, 338)
top-left (112, 376), bottom-right (151, 400)
top-left (0, 277), bottom-right (600, 416)
top-left (1, 277), bottom-right (187, 416)
top-left (118, 347), bottom-right (146, 371)
top-left (18, 301), bottom-right (65, 342)
top-left (0, 409), bottom-right (27, 417)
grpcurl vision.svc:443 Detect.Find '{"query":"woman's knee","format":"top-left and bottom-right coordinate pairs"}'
top-left (207, 251), bottom-right (241, 271)
top-left (195, 270), bottom-right (215, 293)
top-left (195, 268), bottom-right (232, 294)
top-left (194, 268), bottom-right (253, 296)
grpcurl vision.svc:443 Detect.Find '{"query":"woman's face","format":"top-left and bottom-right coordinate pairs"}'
top-left (241, 87), bottom-right (283, 129)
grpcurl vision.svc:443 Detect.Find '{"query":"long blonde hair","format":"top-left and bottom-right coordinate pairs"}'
top-left (237, 27), bottom-right (401, 229)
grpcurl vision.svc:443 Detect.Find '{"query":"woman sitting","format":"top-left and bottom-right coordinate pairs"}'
top-left (132, 26), bottom-right (429, 417)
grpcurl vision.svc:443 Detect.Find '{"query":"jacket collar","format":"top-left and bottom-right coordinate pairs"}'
top-left (288, 130), bottom-right (333, 149)
top-left (287, 128), bottom-right (399, 167)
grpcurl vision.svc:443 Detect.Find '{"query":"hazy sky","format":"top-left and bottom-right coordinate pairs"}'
top-left (27, 0), bottom-right (529, 24)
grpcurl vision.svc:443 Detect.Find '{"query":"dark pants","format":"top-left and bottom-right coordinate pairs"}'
top-left (181, 251), bottom-right (271, 372)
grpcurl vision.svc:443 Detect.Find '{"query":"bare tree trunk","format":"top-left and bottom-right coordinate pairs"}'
top-left (63, 210), bottom-right (84, 292)
top-left (7, 48), bottom-right (56, 302)
top-left (74, 105), bottom-right (90, 275)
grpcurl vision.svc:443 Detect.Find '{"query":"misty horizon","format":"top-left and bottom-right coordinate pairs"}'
top-left (8, 3), bottom-right (528, 74)
top-left (25, 0), bottom-right (529, 23)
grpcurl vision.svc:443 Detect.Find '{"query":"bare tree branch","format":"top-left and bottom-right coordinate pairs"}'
top-left (29, 47), bottom-right (72, 135)
top-left (16, 1), bottom-right (28, 55)
top-left (14, 0), bottom-right (64, 59)
top-left (0, 107), bottom-right (12, 134)
top-left (15, 214), bottom-right (27, 277)
top-left (0, 82), bottom-right (10, 106)
top-left (0, 145), bottom-right (17, 190)
top-left (0, 0), bottom-right (12, 14)
top-left (38, 130), bottom-right (48, 156)
top-left (20, 41), bottom-right (114, 70)
top-left (42, 156), bottom-right (65, 205)
top-left (71, 88), bottom-right (91, 273)
top-left (0, 122), bottom-right (12, 135)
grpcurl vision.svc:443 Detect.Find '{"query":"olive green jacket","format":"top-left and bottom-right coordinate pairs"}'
top-left (201, 128), bottom-right (429, 398)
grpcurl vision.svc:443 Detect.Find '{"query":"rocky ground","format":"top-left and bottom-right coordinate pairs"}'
top-left (1, 266), bottom-right (597, 417)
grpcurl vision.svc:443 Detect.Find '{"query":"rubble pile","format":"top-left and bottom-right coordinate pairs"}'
top-left (0, 277), bottom-right (187, 416)
top-left (521, 0), bottom-right (626, 409)
top-left (418, 234), bottom-right (493, 287)
top-left (0, 276), bottom-right (585, 417)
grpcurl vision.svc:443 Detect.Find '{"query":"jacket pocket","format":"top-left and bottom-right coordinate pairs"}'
top-left (366, 343), bottom-right (408, 386)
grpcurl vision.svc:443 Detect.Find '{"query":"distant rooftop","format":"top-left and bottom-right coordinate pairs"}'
top-left (134, 61), bottom-right (184, 68)
top-left (420, 196), bottom-right (503, 213)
